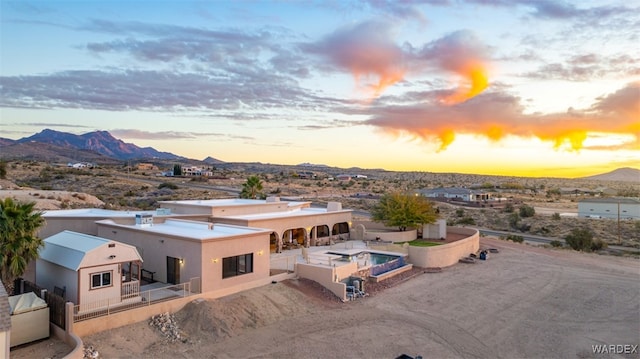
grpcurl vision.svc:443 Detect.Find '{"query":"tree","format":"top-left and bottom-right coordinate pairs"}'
top-left (519, 205), bottom-right (535, 218)
top-left (0, 160), bottom-right (7, 179)
top-left (240, 175), bottom-right (264, 199)
top-left (0, 198), bottom-right (45, 290)
top-left (371, 192), bottom-right (438, 231)
top-left (564, 228), bottom-right (594, 251)
top-left (173, 164), bottom-right (182, 176)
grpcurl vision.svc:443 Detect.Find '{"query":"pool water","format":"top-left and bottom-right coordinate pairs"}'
top-left (328, 251), bottom-right (400, 265)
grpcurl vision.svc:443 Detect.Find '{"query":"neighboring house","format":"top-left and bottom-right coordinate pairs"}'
top-left (578, 197), bottom-right (640, 220)
top-left (36, 231), bottom-right (143, 307)
top-left (182, 166), bottom-right (213, 177)
top-left (137, 163), bottom-right (156, 171)
top-left (95, 218), bottom-right (272, 294)
top-left (0, 282), bottom-right (10, 359)
top-left (417, 187), bottom-right (492, 202)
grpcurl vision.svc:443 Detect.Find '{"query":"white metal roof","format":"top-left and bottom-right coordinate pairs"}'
top-left (39, 230), bottom-right (141, 270)
top-left (96, 219), bottom-right (270, 240)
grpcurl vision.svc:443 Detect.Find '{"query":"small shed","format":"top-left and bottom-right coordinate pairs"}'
top-left (8, 292), bottom-right (49, 347)
top-left (36, 231), bottom-right (143, 307)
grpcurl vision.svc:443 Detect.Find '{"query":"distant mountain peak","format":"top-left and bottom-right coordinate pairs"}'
top-left (582, 167), bottom-right (640, 183)
top-left (14, 129), bottom-right (186, 161)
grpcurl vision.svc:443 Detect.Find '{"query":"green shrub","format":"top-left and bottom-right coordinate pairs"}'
top-left (551, 213), bottom-right (561, 220)
top-left (519, 205), bottom-right (535, 218)
top-left (158, 182), bottom-right (178, 190)
top-left (564, 228), bottom-right (594, 251)
top-left (550, 240), bottom-right (563, 247)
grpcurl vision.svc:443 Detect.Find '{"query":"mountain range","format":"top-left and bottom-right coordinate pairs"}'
top-left (0, 129), bottom-right (637, 183)
top-left (0, 129), bottom-right (190, 163)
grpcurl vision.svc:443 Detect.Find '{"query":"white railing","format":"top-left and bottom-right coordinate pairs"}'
top-left (121, 280), bottom-right (140, 298)
top-left (73, 279), bottom-right (198, 322)
top-left (269, 255), bottom-right (297, 274)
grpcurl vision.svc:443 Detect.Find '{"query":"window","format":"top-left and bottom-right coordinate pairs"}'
top-left (91, 271), bottom-right (112, 289)
top-left (222, 253), bottom-right (253, 279)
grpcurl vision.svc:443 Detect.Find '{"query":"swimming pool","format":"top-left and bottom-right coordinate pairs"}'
top-left (327, 251), bottom-right (401, 265)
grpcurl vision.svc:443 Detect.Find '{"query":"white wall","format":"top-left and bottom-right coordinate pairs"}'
top-left (36, 259), bottom-right (78, 303)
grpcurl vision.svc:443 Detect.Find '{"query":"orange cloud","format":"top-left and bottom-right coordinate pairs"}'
top-left (440, 62), bottom-right (489, 105)
top-left (366, 82), bottom-right (640, 151)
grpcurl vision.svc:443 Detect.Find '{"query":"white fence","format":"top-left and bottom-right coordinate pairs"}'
top-left (74, 278), bottom-right (199, 322)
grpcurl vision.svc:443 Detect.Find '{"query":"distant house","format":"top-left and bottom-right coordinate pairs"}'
top-left (417, 187), bottom-right (491, 202)
top-left (336, 174), bottom-right (352, 181)
top-left (36, 231), bottom-right (143, 307)
top-left (578, 197), bottom-right (640, 220)
top-left (182, 166), bottom-right (213, 177)
top-left (137, 163), bottom-right (156, 171)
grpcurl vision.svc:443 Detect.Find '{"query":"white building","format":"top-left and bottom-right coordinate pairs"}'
top-left (578, 197), bottom-right (640, 220)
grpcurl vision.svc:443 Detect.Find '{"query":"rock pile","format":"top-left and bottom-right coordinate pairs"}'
top-left (149, 312), bottom-right (186, 343)
top-left (83, 344), bottom-right (100, 358)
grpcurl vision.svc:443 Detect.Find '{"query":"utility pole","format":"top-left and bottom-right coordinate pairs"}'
top-left (617, 200), bottom-right (621, 245)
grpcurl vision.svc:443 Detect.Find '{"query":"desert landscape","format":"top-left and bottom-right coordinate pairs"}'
top-left (2, 161), bottom-right (640, 358)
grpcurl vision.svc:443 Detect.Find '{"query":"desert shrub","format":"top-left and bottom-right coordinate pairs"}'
top-left (0, 160), bottom-right (6, 179)
top-left (158, 182), bottom-right (178, 190)
top-left (124, 190), bottom-right (135, 197)
top-left (590, 239), bottom-right (607, 251)
top-left (564, 228), bottom-right (594, 252)
top-left (508, 212), bottom-right (521, 228)
top-left (506, 234), bottom-right (524, 243)
top-left (503, 203), bottom-right (514, 213)
top-left (550, 240), bottom-right (563, 247)
top-left (519, 205), bottom-right (535, 217)
top-left (457, 216), bottom-right (476, 225)
top-left (551, 212), bottom-right (561, 220)
top-left (455, 208), bottom-right (465, 217)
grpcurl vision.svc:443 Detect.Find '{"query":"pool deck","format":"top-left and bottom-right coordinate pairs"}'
top-left (270, 240), bottom-right (406, 270)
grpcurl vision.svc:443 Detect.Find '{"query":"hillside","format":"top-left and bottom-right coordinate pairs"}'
top-left (582, 167), bottom-right (640, 182)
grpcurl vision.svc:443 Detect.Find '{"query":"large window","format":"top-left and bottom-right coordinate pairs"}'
top-left (91, 271), bottom-right (112, 289)
top-left (222, 253), bottom-right (253, 279)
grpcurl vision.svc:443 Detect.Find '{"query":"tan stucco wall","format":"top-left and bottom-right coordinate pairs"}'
top-left (364, 229), bottom-right (416, 242)
top-left (407, 227), bottom-right (479, 268)
top-left (296, 264), bottom-right (348, 301)
top-left (96, 223), bottom-right (271, 294)
top-left (79, 263), bottom-right (122, 306)
top-left (214, 210), bottom-right (352, 241)
top-left (199, 232), bottom-right (271, 293)
top-left (0, 331), bottom-right (8, 359)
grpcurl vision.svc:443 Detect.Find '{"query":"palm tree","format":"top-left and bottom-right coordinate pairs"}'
top-left (240, 175), bottom-right (264, 199)
top-left (0, 198), bottom-right (45, 291)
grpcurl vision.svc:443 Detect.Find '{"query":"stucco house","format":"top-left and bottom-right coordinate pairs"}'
top-left (578, 197), bottom-right (640, 220)
top-left (158, 198), bottom-right (352, 252)
top-left (417, 187), bottom-right (492, 202)
top-left (36, 231), bottom-right (143, 308)
top-left (95, 218), bottom-right (272, 294)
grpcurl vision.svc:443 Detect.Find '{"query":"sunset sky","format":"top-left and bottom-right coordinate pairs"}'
top-left (1, 0), bottom-right (638, 178)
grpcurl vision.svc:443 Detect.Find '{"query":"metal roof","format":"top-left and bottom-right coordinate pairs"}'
top-left (39, 230), bottom-right (141, 270)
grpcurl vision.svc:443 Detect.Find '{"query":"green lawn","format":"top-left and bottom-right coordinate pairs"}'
top-left (407, 240), bottom-right (443, 247)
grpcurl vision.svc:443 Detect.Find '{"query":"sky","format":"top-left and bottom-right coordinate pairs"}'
top-left (1, 0), bottom-right (639, 178)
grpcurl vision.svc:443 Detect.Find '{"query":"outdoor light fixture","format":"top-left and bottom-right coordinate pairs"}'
top-left (109, 255), bottom-right (116, 259)
top-left (212, 258), bottom-right (219, 263)
top-left (257, 250), bottom-right (264, 256)
top-left (179, 258), bottom-right (184, 264)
